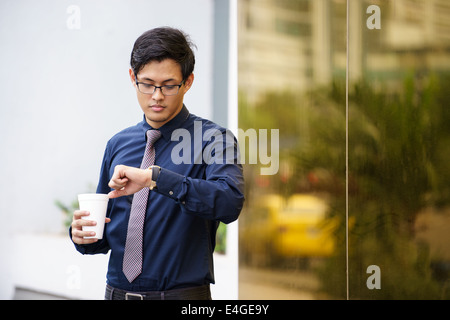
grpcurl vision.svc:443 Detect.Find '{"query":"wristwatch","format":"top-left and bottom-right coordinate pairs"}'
top-left (149, 165), bottom-right (161, 190)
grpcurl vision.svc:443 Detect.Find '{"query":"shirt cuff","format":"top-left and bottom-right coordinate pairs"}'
top-left (155, 167), bottom-right (186, 203)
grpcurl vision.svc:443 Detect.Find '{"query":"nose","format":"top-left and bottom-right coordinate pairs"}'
top-left (152, 87), bottom-right (164, 100)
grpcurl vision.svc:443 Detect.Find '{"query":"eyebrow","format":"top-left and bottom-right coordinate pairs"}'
top-left (137, 77), bottom-right (177, 83)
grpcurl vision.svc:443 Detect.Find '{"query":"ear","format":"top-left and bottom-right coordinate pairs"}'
top-left (183, 73), bottom-right (194, 92)
top-left (129, 68), bottom-right (137, 87)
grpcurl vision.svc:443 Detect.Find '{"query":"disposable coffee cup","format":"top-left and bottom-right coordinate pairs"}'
top-left (78, 193), bottom-right (109, 239)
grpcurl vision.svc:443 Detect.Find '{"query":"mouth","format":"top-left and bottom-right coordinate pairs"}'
top-left (150, 104), bottom-right (165, 112)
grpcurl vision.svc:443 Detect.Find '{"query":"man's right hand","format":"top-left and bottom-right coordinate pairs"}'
top-left (108, 164), bottom-right (152, 199)
top-left (71, 210), bottom-right (111, 245)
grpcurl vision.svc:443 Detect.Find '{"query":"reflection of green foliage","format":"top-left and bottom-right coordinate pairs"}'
top-left (239, 90), bottom-right (303, 137)
top-left (308, 73), bottom-right (450, 299)
top-left (239, 90), bottom-right (308, 197)
top-left (215, 222), bottom-right (227, 255)
top-left (239, 72), bottom-right (450, 299)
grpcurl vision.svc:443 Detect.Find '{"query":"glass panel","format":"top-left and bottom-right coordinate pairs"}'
top-left (238, 0), bottom-right (347, 300)
top-left (348, 0), bottom-right (450, 299)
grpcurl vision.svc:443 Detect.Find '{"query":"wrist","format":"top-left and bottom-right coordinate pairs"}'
top-left (148, 165), bottom-right (161, 190)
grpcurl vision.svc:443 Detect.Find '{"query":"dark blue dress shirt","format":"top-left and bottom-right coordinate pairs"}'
top-left (71, 105), bottom-right (245, 292)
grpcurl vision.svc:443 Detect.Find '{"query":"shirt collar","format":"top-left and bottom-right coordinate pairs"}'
top-left (140, 104), bottom-right (190, 141)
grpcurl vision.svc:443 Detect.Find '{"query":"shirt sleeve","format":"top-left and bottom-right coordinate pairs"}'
top-left (155, 130), bottom-right (245, 224)
top-left (69, 142), bottom-right (112, 255)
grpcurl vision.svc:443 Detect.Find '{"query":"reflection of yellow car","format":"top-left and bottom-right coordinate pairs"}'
top-left (240, 193), bottom-right (336, 266)
top-left (277, 194), bottom-right (335, 257)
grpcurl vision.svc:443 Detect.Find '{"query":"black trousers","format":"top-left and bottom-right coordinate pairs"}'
top-left (105, 284), bottom-right (212, 300)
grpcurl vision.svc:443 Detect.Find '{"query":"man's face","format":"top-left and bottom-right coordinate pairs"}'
top-left (129, 59), bottom-right (194, 129)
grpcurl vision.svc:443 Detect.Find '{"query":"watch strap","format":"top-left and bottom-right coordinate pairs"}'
top-left (151, 165), bottom-right (161, 182)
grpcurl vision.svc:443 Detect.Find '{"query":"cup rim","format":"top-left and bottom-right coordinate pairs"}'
top-left (78, 193), bottom-right (109, 201)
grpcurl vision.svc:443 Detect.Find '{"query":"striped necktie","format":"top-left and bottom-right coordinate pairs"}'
top-left (122, 129), bottom-right (161, 283)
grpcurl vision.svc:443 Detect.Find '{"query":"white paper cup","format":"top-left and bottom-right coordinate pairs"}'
top-left (78, 193), bottom-right (109, 239)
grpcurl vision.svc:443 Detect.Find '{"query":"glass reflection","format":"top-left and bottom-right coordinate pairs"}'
top-left (238, 0), bottom-right (347, 300)
top-left (238, 0), bottom-right (450, 300)
top-left (347, 0), bottom-right (450, 299)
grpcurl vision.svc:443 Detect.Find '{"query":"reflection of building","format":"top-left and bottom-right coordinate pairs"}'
top-left (239, 0), bottom-right (450, 102)
top-left (352, 0), bottom-right (450, 82)
top-left (387, 0), bottom-right (450, 48)
top-left (238, 0), bottom-right (342, 103)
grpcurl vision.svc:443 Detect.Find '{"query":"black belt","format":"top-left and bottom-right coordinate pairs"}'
top-left (105, 284), bottom-right (211, 300)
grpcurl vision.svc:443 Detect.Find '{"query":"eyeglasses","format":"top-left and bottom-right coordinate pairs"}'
top-left (135, 80), bottom-right (185, 96)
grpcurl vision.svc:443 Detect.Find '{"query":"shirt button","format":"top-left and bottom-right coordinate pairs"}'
top-left (169, 191), bottom-right (174, 196)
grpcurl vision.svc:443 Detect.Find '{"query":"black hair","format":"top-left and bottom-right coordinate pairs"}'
top-left (130, 27), bottom-right (196, 81)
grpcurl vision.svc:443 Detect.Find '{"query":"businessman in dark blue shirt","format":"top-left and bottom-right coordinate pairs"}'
top-left (70, 27), bottom-right (245, 300)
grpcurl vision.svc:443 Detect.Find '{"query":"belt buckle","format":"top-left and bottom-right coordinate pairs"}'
top-left (125, 292), bottom-right (144, 300)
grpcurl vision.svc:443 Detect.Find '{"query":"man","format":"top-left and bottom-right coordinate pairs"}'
top-left (70, 27), bottom-right (245, 300)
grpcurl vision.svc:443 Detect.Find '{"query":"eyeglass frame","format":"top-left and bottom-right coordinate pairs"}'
top-left (135, 79), bottom-right (185, 96)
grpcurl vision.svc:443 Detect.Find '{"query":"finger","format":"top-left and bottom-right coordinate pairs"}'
top-left (72, 228), bottom-right (96, 238)
top-left (108, 189), bottom-right (128, 199)
top-left (71, 229), bottom-right (98, 244)
top-left (73, 235), bottom-right (98, 245)
top-left (109, 165), bottom-right (128, 185)
top-left (72, 218), bottom-right (97, 229)
top-left (79, 238), bottom-right (99, 244)
top-left (73, 210), bottom-right (90, 220)
top-left (105, 218), bottom-right (111, 224)
top-left (108, 177), bottom-right (128, 190)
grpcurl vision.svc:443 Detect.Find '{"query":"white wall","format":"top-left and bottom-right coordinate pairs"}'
top-left (0, 0), bottom-right (240, 299)
top-left (0, 0), bottom-right (213, 234)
